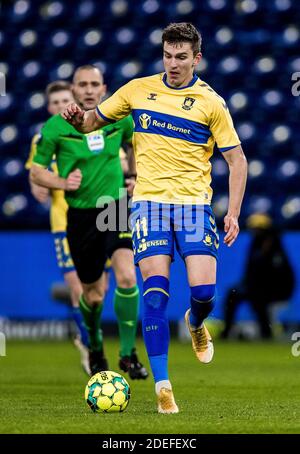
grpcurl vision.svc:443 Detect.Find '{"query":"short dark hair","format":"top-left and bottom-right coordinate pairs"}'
top-left (73, 64), bottom-right (103, 83)
top-left (162, 22), bottom-right (202, 56)
top-left (46, 80), bottom-right (71, 97)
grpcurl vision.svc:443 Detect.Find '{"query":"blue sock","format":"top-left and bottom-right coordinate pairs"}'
top-left (71, 307), bottom-right (89, 347)
top-left (142, 275), bottom-right (170, 383)
top-left (189, 284), bottom-right (215, 328)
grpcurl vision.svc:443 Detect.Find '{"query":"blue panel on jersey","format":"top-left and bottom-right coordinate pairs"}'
top-left (132, 109), bottom-right (212, 144)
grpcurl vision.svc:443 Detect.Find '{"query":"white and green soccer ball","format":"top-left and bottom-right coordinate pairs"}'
top-left (85, 371), bottom-right (131, 413)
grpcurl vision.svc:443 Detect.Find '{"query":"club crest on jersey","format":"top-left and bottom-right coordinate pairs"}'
top-left (182, 97), bottom-right (195, 111)
top-left (139, 113), bottom-right (151, 129)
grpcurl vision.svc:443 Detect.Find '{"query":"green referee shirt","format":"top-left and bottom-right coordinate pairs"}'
top-left (33, 114), bottom-right (133, 209)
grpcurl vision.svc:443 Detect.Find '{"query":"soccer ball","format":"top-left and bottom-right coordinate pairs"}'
top-left (85, 370), bottom-right (130, 413)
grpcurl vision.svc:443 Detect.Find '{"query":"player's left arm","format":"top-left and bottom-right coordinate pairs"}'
top-left (221, 145), bottom-right (248, 247)
top-left (61, 105), bottom-right (108, 133)
top-left (62, 80), bottom-right (134, 133)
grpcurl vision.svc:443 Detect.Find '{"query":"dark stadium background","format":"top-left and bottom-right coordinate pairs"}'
top-left (0, 0), bottom-right (299, 332)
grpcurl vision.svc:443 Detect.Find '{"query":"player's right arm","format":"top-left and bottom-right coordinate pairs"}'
top-left (61, 104), bottom-right (106, 133)
top-left (30, 181), bottom-right (50, 203)
top-left (30, 165), bottom-right (82, 191)
top-left (61, 80), bottom-right (134, 133)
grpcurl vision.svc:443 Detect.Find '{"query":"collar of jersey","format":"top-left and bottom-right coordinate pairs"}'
top-left (162, 72), bottom-right (198, 90)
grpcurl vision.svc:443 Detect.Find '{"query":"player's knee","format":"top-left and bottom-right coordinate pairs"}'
top-left (116, 270), bottom-right (136, 289)
top-left (83, 287), bottom-right (104, 306)
top-left (143, 276), bottom-right (169, 316)
top-left (190, 284), bottom-right (215, 303)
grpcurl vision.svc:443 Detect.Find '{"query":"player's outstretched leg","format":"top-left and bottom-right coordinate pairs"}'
top-left (142, 275), bottom-right (179, 413)
top-left (185, 284), bottom-right (215, 364)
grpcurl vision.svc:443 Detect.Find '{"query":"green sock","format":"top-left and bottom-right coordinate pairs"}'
top-left (114, 285), bottom-right (139, 357)
top-left (79, 295), bottom-right (103, 352)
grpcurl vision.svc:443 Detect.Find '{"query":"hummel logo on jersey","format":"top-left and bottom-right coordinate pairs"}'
top-left (139, 113), bottom-right (151, 129)
top-left (147, 93), bottom-right (157, 100)
top-left (182, 97), bottom-right (196, 111)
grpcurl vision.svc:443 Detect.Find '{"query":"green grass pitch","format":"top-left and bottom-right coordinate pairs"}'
top-left (1, 338), bottom-right (300, 434)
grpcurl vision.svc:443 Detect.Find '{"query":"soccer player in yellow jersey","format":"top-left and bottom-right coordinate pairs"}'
top-left (62, 23), bottom-right (248, 413)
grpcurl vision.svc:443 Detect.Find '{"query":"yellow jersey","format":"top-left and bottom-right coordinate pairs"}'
top-left (96, 73), bottom-right (240, 205)
top-left (26, 133), bottom-right (68, 233)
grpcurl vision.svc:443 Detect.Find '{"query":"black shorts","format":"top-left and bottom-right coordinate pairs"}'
top-left (67, 198), bottom-right (132, 284)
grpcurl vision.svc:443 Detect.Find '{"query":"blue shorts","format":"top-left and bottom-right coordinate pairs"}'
top-left (53, 232), bottom-right (75, 275)
top-left (130, 201), bottom-right (219, 265)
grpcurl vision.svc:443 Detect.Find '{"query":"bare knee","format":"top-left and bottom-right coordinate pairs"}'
top-left (112, 249), bottom-right (137, 288)
top-left (82, 285), bottom-right (104, 306)
top-left (139, 256), bottom-right (171, 281)
top-left (140, 266), bottom-right (158, 280)
top-left (115, 267), bottom-right (136, 288)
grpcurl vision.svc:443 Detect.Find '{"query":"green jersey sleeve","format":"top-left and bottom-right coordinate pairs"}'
top-left (32, 115), bottom-right (59, 167)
